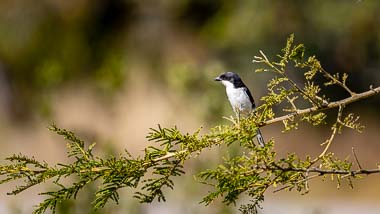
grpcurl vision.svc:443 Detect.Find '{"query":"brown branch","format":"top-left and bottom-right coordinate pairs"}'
top-left (271, 166), bottom-right (380, 176)
top-left (261, 86), bottom-right (380, 127)
top-left (272, 166), bottom-right (380, 193)
top-left (256, 163), bottom-right (380, 194)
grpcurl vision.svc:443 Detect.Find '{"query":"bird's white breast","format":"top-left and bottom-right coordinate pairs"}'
top-left (222, 80), bottom-right (252, 115)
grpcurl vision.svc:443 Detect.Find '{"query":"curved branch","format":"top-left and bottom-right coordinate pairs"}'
top-left (261, 86), bottom-right (380, 127)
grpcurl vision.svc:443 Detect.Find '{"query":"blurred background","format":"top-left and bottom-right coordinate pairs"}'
top-left (0, 0), bottom-right (379, 213)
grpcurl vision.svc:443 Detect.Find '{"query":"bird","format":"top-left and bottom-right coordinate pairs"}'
top-left (215, 71), bottom-right (265, 147)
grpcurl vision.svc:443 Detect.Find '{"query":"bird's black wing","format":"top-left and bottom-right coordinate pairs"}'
top-left (244, 87), bottom-right (256, 109)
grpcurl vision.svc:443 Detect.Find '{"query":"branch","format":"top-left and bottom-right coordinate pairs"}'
top-left (270, 165), bottom-right (380, 193)
top-left (310, 105), bottom-right (343, 164)
top-left (352, 147), bottom-right (363, 170)
top-left (261, 86), bottom-right (380, 127)
top-left (272, 166), bottom-right (380, 193)
top-left (273, 174), bottom-right (319, 193)
top-left (149, 150), bottom-right (188, 163)
top-left (274, 167), bottom-right (380, 175)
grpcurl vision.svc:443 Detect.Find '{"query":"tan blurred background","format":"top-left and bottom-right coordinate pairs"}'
top-left (0, 0), bottom-right (379, 213)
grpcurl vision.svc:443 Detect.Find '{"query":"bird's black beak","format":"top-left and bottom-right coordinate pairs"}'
top-left (214, 76), bottom-right (222, 81)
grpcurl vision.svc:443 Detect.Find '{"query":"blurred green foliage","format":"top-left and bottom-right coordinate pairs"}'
top-left (0, 0), bottom-right (379, 121)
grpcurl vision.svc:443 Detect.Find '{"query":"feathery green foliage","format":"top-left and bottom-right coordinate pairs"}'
top-left (1, 35), bottom-right (379, 213)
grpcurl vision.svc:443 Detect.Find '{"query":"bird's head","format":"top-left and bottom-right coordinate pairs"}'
top-left (214, 72), bottom-right (244, 88)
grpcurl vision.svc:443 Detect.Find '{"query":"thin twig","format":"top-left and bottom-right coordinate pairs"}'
top-left (310, 105), bottom-right (343, 165)
top-left (286, 76), bottom-right (323, 106)
top-left (273, 174), bottom-right (319, 193)
top-left (320, 67), bottom-right (356, 96)
top-left (259, 50), bottom-right (269, 62)
top-left (150, 150), bottom-right (188, 163)
top-left (352, 147), bottom-right (363, 170)
top-left (305, 168), bottom-right (310, 192)
top-left (285, 96), bottom-right (298, 112)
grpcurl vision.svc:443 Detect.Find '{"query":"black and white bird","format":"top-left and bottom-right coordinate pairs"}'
top-left (215, 71), bottom-right (265, 147)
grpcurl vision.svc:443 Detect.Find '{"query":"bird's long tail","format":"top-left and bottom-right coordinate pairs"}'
top-left (256, 128), bottom-right (265, 147)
